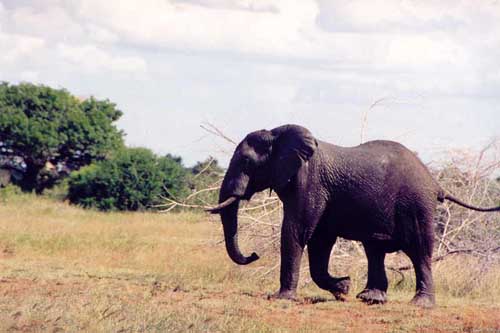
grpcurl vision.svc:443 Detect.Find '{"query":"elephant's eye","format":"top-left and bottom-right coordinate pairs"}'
top-left (242, 156), bottom-right (251, 169)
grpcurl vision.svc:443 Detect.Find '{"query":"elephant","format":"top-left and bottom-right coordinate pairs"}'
top-left (206, 124), bottom-right (500, 308)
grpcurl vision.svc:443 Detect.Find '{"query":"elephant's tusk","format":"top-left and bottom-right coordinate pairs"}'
top-left (205, 196), bottom-right (238, 214)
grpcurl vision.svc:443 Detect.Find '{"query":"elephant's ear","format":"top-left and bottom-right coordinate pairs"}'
top-left (270, 125), bottom-right (318, 191)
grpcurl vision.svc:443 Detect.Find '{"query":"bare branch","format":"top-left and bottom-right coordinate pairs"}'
top-left (200, 122), bottom-right (237, 145)
top-left (192, 156), bottom-right (215, 180)
top-left (393, 247), bottom-right (500, 271)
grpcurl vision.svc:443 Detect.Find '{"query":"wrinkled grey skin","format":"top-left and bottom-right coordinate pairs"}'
top-left (210, 124), bottom-right (500, 308)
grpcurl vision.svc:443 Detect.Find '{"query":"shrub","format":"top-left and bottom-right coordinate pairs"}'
top-left (67, 148), bottom-right (188, 211)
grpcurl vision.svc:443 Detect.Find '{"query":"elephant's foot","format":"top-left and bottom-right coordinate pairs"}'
top-left (410, 291), bottom-right (435, 308)
top-left (330, 276), bottom-right (350, 301)
top-left (356, 289), bottom-right (387, 305)
top-left (267, 289), bottom-right (297, 301)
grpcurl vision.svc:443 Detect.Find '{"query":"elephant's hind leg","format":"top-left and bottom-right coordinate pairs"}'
top-left (406, 253), bottom-right (435, 308)
top-left (356, 242), bottom-right (388, 304)
top-left (308, 235), bottom-right (350, 300)
top-left (402, 208), bottom-right (436, 308)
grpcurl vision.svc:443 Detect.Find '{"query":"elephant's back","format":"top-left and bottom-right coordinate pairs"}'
top-left (319, 139), bottom-right (439, 201)
top-left (357, 140), bottom-right (439, 208)
top-left (357, 139), bottom-right (412, 154)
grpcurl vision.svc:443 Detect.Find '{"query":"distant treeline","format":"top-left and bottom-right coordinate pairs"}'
top-left (0, 82), bottom-right (222, 211)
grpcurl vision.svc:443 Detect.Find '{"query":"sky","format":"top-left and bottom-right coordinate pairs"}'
top-left (1, 0), bottom-right (499, 166)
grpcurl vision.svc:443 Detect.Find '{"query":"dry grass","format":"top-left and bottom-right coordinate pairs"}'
top-left (0, 194), bottom-right (499, 332)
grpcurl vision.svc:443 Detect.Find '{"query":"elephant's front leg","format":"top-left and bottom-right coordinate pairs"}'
top-left (308, 234), bottom-right (350, 300)
top-left (272, 221), bottom-right (305, 300)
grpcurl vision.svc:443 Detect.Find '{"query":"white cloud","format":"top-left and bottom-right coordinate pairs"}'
top-left (0, 1), bottom-right (146, 74)
top-left (0, 31), bottom-right (45, 64)
top-left (384, 35), bottom-right (465, 67)
top-left (316, 0), bottom-right (500, 33)
top-left (1, 0), bottom-right (498, 98)
top-left (3, 2), bottom-right (119, 45)
top-left (173, 0), bottom-right (279, 13)
top-left (3, 1), bottom-right (499, 73)
top-left (86, 24), bottom-right (119, 43)
top-left (61, 0), bottom-right (500, 81)
top-left (70, 0), bottom-right (323, 58)
top-left (0, 2), bottom-right (8, 34)
top-left (10, 5), bottom-right (83, 40)
top-left (57, 43), bottom-right (147, 73)
top-left (315, 1), bottom-right (500, 69)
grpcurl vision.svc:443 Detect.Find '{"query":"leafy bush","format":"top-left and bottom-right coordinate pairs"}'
top-left (67, 148), bottom-right (188, 211)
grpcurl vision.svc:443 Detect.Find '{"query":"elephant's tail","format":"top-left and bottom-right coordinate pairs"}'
top-left (437, 190), bottom-right (500, 212)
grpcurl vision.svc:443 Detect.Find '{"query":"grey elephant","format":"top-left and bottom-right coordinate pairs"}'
top-left (206, 124), bottom-right (499, 308)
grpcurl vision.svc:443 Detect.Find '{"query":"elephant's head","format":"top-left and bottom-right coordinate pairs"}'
top-left (206, 124), bottom-right (318, 265)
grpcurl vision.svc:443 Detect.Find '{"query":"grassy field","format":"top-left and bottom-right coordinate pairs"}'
top-left (0, 194), bottom-right (499, 332)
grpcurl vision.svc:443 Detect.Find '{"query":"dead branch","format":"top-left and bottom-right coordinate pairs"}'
top-left (192, 156), bottom-right (215, 180)
top-left (183, 186), bottom-right (220, 202)
top-left (155, 197), bottom-right (215, 212)
top-left (200, 122), bottom-right (237, 145)
top-left (393, 247), bottom-right (500, 272)
top-left (388, 267), bottom-right (406, 287)
top-left (360, 97), bottom-right (389, 144)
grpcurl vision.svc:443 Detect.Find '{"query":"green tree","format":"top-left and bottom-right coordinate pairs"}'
top-left (0, 82), bottom-right (124, 193)
top-left (67, 148), bottom-right (188, 211)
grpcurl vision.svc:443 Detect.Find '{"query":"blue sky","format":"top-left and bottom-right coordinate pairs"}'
top-left (1, 0), bottom-right (499, 166)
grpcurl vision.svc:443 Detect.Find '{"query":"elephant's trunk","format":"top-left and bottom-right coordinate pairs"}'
top-left (219, 195), bottom-right (259, 265)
